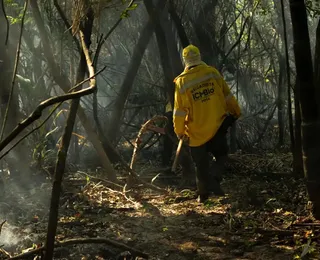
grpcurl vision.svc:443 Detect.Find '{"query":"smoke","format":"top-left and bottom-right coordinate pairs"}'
top-left (0, 222), bottom-right (21, 250)
top-left (0, 165), bottom-right (51, 252)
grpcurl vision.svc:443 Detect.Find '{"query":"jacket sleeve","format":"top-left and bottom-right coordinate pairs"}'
top-left (173, 81), bottom-right (188, 136)
top-left (220, 79), bottom-right (241, 118)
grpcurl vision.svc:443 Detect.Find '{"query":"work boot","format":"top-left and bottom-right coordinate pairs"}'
top-left (211, 179), bottom-right (225, 196)
top-left (197, 193), bottom-right (210, 203)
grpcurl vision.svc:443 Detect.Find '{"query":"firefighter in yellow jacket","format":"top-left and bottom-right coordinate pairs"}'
top-left (173, 45), bottom-right (241, 202)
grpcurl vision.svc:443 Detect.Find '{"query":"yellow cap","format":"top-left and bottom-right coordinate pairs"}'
top-left (182, 45), bottom-right (200, 58)
top-left (182, 45), bottom-right (202, 68)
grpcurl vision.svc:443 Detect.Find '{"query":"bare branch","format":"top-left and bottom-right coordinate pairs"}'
top-left (53, 0), bottom-right (81, 51)
top-left (0, 0), bottom-right (28, 141)
top-left (1, 0), bottom-right (9, 45)
top-left (0, 67), bottom-right (105, 153)
top-left (9, 237), bottom-right (149, 260)
top-left (0, 103), bottom-right (61, 161)
top-left (93, 0), bottom-right (136, 67)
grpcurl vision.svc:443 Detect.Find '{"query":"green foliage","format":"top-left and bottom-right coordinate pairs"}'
top-left (5, 0), bottom-right (32, 25)
top-left (120, 3), bottom-right (138, 18)
top-left (306, 0), bottom-right (320, 17)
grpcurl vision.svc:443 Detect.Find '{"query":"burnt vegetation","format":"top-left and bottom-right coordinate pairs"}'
top-left (0, 0), bottom-right (320, 259)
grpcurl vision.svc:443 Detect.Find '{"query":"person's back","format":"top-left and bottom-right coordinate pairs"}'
top-left (174, 63), bottom-right (229, 147)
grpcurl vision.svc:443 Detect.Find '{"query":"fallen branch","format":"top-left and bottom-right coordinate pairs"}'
top-left (0, 248), bottom-right (12, 258)
top-left (255, 228), bottom-right (295, 236)
top-left (9, 237), bottom-right (148, 259)
top-left (292, 222), bottom-right (320, 227)
top-left (126, 116), bottom-right (168, 191)
top-left (76, 171), bottom-right (124, 189)
top-left (130, 115), bottom-right (168, 170)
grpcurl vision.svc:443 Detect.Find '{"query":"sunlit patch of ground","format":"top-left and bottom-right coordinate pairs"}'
top-left (1, 153), bottom-right (320, 259)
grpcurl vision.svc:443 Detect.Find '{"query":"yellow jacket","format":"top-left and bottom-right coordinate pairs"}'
top-left (173, 63), bottom-right (241, 147)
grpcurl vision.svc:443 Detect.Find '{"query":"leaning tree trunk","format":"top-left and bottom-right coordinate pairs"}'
top-left (107, 0), bottom-right (167, 143)
top-left (29, 0), bottom-right (117, 181)
top-left (167, 0), bottom-right (189, 48)
top-left (289, 0), bottom-right (320, 219)
top-left (44, 7), bottom-right (94, 258)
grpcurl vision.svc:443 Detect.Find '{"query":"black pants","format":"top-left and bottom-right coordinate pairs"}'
top-left (162, 111), bottom-right (174, 166)
top-left (190, 120), bottom-right (230, 195)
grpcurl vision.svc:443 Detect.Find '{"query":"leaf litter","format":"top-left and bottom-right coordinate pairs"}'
top-left (0, 152), bottom-right (319, 259)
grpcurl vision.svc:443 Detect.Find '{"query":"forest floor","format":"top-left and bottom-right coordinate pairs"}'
top-left (1, 152), bottom-right (320, 259)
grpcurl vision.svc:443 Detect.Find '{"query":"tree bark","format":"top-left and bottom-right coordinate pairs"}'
top-left (293, 83), bottom-right (303, 176)
top-left (44, 7), bottom-right (94, 258)
top-left (107, 0), bottom-right (167, 143)
top-left (289, 0), bottom-right (320, 219)
top-left (314, 18), bottom-right (320, 115)
top-left (277, 56), bottom-right (285, 148)
top-left (156, 3), bottom-right (195, 182)
top-left (144, 0), bottom-right (174, 107)
top-left (29, 0), bottom-right (117, 181)
top-left (167, 0), bottom-right (189, 48)
top-left (278, 0), bottom-right (295, 155)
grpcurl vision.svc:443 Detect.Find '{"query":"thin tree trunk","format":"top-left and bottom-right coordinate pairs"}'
top-left (277, 56), bottom-right (285, 148)
top-left (279, 0), bottom-right (295, 155)
top-left (293, 83), bottom-right (303, 176)
top-left (107, 0), bottom-right (167, 143)
top-left (144, 0), bottom-right (174, 107)
top-left (314, 18), bottom-right (320, 115)
top-left (229, 21), bottom-right (242, 153)
top-left (289, 0), bottom-right (320, 219)
top-left (29, 0), bottom-right (117, 181)
top-left (158, 3), bottom-right (196, 182)
top-left (160, 7), bottom-right (184, 76)
top-left (167, 0), bottom-right (189, 48)
top-left (44, 8), bottom-right (94, 258)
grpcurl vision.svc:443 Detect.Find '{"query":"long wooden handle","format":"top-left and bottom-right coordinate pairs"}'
top-left (171, 138), bottom-right (184, 172)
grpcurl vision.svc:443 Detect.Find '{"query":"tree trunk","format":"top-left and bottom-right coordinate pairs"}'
top-left (107, 0), bottom-right (167, 143)
top-left (289, 0), bottom-right (320, 219)
top-left (293, 83), bottom-right (303, 176)
top-left (314, 18), bottom-right (320, 115)
top-left (192, 0), bottom-right (220, 65)
top-left (44, 6), bottom-right (94, 258)
top-left (157, 4), bottom-right (196, 183)
top-left (277, 56), bottom-right (285, 148)
top-left (29, 0), bottom-right (117, 181)
top-left (160, 7), bottom-right (184, 76)
top-left (167, 0), bottom-right (189, 48)
top-left (144, 0), bottom-right (174, 107)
